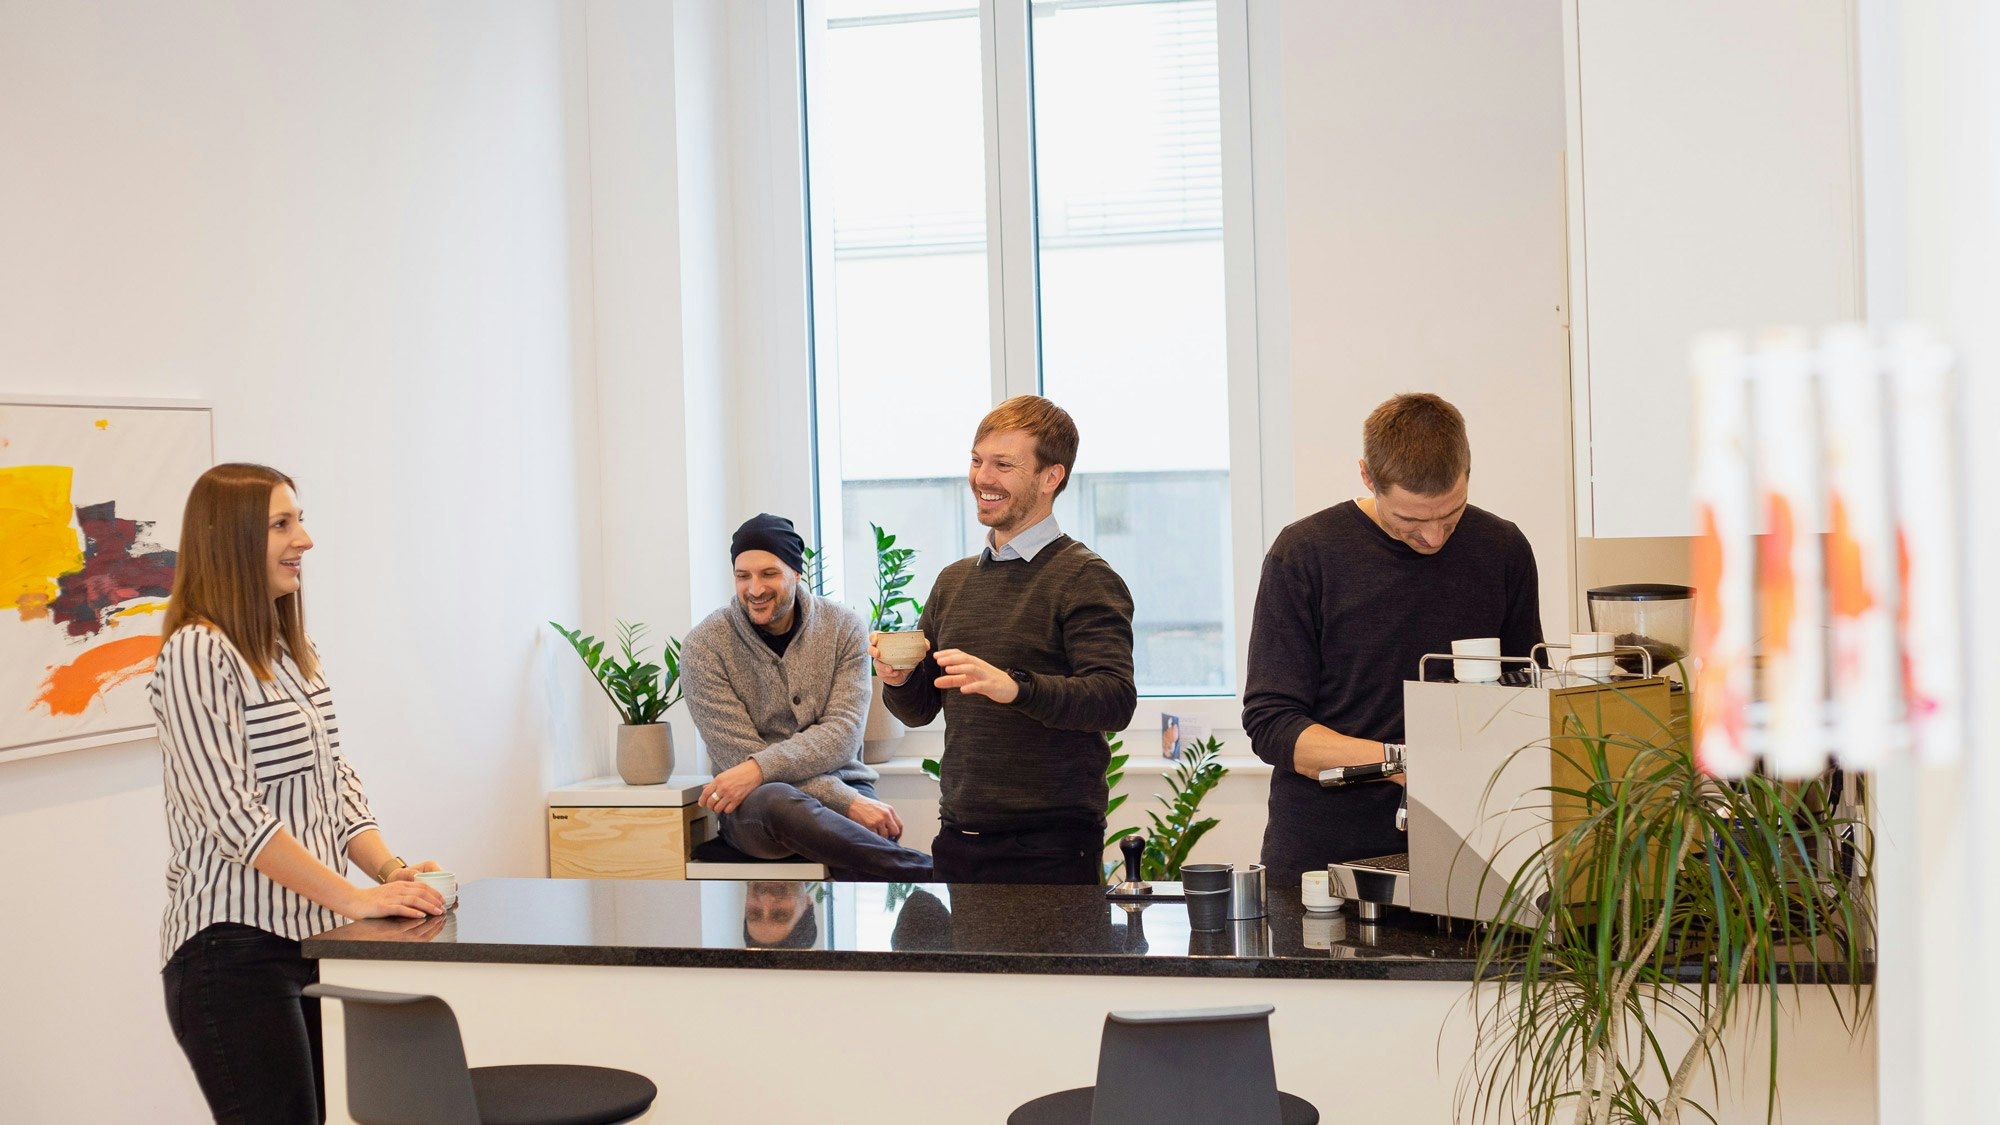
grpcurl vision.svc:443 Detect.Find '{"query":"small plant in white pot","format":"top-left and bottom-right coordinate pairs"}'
top-left (549, 620), bottom-right (685, 785)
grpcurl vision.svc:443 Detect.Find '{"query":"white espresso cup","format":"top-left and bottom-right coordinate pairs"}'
top-left (414, 870), bottom-right (458, 909)
top-left (1569, 631), bottom-right (1616, 681)
top-left (1452, 636), bottom-right (1503, 682)
top-left (1301, 869), bottom-right (1342, 913)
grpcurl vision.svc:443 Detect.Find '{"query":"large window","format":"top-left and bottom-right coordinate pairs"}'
top-left (803, 0), bottom-right (1249, 699)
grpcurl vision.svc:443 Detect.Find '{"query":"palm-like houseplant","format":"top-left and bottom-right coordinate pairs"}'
top-left (550, 620), bottom-right (686, 785)
top-left (924, 730), bottom-right (1228, 886)
top-left (1460, 686), bottom-right (1873, 1125)
top-left (1105, 735), bottom-right (1230, 882)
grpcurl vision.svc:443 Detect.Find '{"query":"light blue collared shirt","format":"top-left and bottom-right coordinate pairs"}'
top-left (979, 513), bottom-right (1063, 565)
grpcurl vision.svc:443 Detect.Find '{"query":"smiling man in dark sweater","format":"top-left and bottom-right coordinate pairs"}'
top-left (1242, 393), bottom-right (1543, 890)
top-left (875, 395), bottom-right (1138, 885)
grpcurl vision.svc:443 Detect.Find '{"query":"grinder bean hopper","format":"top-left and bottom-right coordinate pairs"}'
top-left (1587, 583), bottom-right (1694, 676)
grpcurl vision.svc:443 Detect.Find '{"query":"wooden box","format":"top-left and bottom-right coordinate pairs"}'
top-left (547, 777), bottom-right (716, 881)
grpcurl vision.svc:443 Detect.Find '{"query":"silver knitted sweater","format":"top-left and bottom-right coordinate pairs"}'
top-left (681, 588), bottom-right (878, 813)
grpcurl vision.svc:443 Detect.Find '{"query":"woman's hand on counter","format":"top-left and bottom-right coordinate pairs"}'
top-left (701, 759), bottom-right (764, 816)
top-left (845, 796), bottom-right (905, 841)
top-left (370, 914), bottom-right (452, 942)
top-left (338, 880), bottom-right (445, 921)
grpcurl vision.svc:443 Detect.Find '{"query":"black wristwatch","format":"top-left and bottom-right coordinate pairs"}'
top-left (1007, 667), bottom-right (1033, 701)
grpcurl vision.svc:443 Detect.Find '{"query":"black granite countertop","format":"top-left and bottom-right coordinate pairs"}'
top-left (304, 878), bottom-right (1488, 980)
top-left (304, 879), bottom-right (1869, 984)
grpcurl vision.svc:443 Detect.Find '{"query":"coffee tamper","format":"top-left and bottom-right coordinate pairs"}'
top-left (1106, 835), bottom-right (1152, 899)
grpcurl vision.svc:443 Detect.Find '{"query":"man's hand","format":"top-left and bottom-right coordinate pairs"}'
top-left (933, 649), bottom-right (1018, 704)
top-left (700, 759), bottom-right (764, 816)
top-left (845, 795), bottom-right (905, 841)
top-left (869, 632), bottom-right (927, 686)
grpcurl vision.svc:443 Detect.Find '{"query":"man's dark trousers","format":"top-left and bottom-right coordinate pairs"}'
top-left (931, 824), bottom-right (1102, 884)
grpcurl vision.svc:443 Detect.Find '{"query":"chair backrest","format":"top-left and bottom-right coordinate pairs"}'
top-left (303, 983), bottom-right (483, 1125)
top-left (1088, 1004), bottom-right (1284, 1125)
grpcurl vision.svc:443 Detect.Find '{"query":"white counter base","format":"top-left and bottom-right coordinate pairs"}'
top-left (318, 959), bottom-right (1875, 1124)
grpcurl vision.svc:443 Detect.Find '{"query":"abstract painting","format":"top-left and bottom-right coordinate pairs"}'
top-left (1, 399), bottom-right (213, 760)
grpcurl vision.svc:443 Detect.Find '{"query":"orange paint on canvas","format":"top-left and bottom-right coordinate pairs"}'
top-left (1826, 496), bottom-right (1875, 617)
top-left (1897, 528), bottom-right (1936, 724)
top-left (1, 465), bottom-right (86, 619)
top-left (32, 634), bottom-right (162, 717)
top-left (1759, 494), bottom-right (1796, 658)
top-left (1691, 506), bottom-right (1722, 653)
top-left (1691, 505), bottom-right (1746, 773)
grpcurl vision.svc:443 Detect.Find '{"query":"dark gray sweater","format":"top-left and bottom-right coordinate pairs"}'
top-left (884, 536), bottom-right (1138, 832)
top-left (1242, 501), bottom-right (1543, 885)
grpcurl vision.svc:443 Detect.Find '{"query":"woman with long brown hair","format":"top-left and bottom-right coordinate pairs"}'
top-left (151, 463), bottom-right (443, 1124)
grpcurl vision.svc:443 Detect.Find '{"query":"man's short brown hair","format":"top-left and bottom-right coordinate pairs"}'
top-left (975, 395), bottom-right (1080, 497)
top-left (1362, 393), bottom-right (1471, 496)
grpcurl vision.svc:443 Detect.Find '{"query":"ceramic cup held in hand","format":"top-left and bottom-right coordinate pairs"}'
top-left (414, 870), bottom-right (458, 911)
top-left (1452, 636), bottom-right (1503, 683)
top-left (875, 630), bottom-right (930, 671)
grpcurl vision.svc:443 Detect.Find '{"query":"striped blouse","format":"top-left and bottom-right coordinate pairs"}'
top-left (150, 623), bottom-right (378, 965)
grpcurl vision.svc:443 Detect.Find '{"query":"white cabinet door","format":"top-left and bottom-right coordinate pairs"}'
top-left (1565, 0), bottom-right (1861, 538)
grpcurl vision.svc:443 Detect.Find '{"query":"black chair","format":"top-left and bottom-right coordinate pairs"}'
top-left (1008, 1004), bottom-right (1319, 1125)
top-left (305, 984), bottom-right (657, 1125)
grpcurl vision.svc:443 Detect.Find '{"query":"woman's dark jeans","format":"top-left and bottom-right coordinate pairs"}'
top-left (162, 922), bottom-right (323, 1124)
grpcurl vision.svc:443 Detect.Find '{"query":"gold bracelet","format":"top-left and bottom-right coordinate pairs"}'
top-left (374, 856), bottom-right (407, 884)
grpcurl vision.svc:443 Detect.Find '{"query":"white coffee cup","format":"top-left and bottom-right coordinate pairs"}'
top-left (1452, 637), bottom-right (1503, 683)
top-left (1301, 869), bottom-right (1342, 913)
top-left (415, 870), bottom-right (458, 910)
top-left (1569, 631), bottom-right (1616, 680)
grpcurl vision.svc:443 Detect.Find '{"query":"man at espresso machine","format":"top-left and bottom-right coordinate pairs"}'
top-left (1241, 393), bottom-right (1545, 891)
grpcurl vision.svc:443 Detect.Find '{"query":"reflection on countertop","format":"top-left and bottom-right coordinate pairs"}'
top-left (304, 878), bottom-right (1489, 981)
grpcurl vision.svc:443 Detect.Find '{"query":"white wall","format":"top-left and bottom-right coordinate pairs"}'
top-left (0, 2), bottom-right (601, 1120)
top-left (582, 0), bottom-right (738, 760)
top-left (1258, 0), bottom-right (1575, 640)
top-left (1861, 1), bottom-right (2000, 1121)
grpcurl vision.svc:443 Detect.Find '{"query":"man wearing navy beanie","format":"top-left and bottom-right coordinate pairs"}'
top-left (681, 514), bottom-right (932, 880)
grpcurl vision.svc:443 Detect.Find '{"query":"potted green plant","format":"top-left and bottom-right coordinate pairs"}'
top-left (859, 524), bottom-right (922, 763)
top-left (924, 729), bottom-right (1223, 886)
top-left (549, 620), bottom-right (685, 785)
top-left (1461, 688), bottom-right (1873, 1124)
top-left (1104, 735), bottom-right (1230, 882)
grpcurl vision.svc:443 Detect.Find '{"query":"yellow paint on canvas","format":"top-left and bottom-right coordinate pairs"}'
top-left (94, 419), bottom-right (110, 430)
top-left (111, 601), bottom-right (168, 619)
top-left (0, 466), bottom-right (86, 620)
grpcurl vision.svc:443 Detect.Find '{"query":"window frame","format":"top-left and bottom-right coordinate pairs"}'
top-left (788, 0), bottom-right (1273, 737)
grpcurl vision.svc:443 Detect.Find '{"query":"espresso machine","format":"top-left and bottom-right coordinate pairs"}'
top-left (1327, 634), bottom-right (1681, 926)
